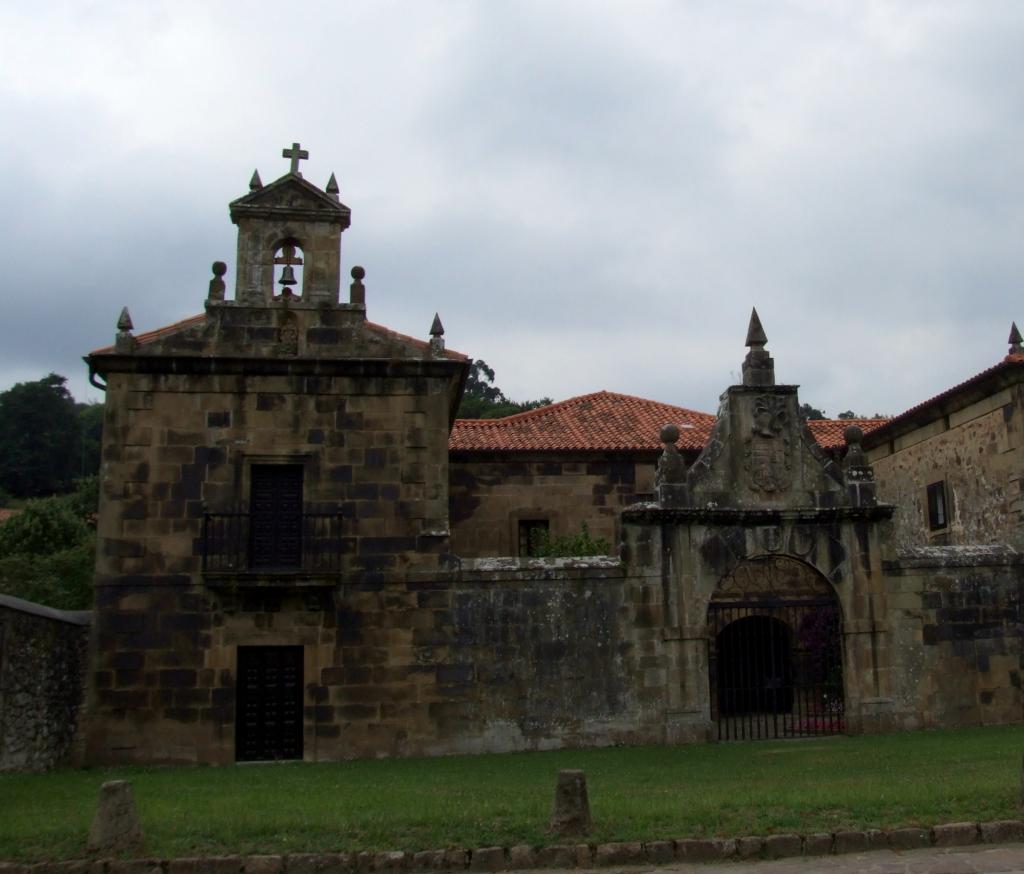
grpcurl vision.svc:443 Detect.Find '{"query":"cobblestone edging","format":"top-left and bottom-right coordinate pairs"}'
top-left (4, 820), bottom-right (1024, 873)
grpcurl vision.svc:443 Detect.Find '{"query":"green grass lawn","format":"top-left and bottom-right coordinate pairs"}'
top-left (2, 725), bottom-right (1023, 862)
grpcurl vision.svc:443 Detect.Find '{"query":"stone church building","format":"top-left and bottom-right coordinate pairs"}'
top-left (80, 146), bottom-right (1023, 765)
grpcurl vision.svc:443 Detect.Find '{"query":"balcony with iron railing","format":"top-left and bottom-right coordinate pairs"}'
top-left (202, 511), bottom-right (345, 586)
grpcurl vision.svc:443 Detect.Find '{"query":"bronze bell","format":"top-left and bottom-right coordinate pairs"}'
top-left (279, 265), bottom-right (297, 287)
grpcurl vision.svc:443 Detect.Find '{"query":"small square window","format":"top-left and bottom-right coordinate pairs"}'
top-left (518, 519), bottom-right (549, 557)
top-left (926, 481), bottom-right (948, 531)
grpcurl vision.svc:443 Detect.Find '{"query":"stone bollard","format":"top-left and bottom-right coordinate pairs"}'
top-left (88, 780), bottom-right (145, 854)
top-left (549, 770), bottom-right (591, 837)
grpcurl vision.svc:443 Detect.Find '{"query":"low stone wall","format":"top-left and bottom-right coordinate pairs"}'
top-left (885, 545), bottom-right (1023, 729)
top-left (0, 594), bottom-right (91, 771)
top-left (4, 819), bottom-right (1023, 870)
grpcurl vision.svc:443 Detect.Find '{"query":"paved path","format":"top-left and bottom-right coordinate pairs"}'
top-left (574, 843), bottom-right (1024, 874)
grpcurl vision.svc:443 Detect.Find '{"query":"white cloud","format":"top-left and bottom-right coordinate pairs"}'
top-left (1, 0), bottom-right (1022, 419)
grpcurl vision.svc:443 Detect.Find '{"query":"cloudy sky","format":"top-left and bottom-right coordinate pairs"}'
top-left (2, 1), bottom-right (1022, 418)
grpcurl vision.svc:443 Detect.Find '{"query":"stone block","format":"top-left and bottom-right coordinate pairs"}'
top-left (468, 849), bottom-right (503, 872)
top-left (888, 827), bottom-right (931, 850)
top-left (548, 770), bottom-right (590, 837)
top-left (504, 847), bottom-right (536, 871)
top-left (409, 851), bottom-right (445, 871)
top-left (980, 820), bottom-right (1024, 843)
top-left (87, 781), bottom-right (145, 855)
top-left (244, 858), bottom-right (283, 874)
top-left (571, 845), bottom-right (590, 868)
top-left (674, 838), bottom-right (734, 862)
top-left (286, 855), bottom-right (342, 874)
top-left (106, 862), bottom-right (163, 874)
top-left (735, 836), bottom-right (763, 859)
top-left (834, 831), bottom-right (869, 854)
top-left (643, 840), bottom-right (674, 864)
top-left (763, 834), bottom-right (801, 859)
top-left (803, 833), bottom-right (833, 855)
top-left (441, 850), bottom-right (468, 870)
top-left (33, 865), bottom-right (95, 874)
top-left (534, 846), bottom-right (574, 869)
top-left (373, 852), bottom-right (407, 872)
top-left (594, 843), bottom-right (644, 866)
top-left (866, 829), bottom-right (889, 850)
top-left (932, 822), bottom-right (979, 847)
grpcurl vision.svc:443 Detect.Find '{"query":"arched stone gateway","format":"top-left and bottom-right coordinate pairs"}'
top-left (622, 311), bottom-right (896, 745)
top-left (708, 556), bottom-right (844, 740)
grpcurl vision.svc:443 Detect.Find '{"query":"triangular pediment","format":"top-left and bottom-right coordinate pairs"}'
top-left (685, 385), bottom-right (847, 509)
top-left (230, 174), bottom-right (351, 225)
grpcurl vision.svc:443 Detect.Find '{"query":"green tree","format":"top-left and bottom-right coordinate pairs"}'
top-left (0, 374), bottom-right (81, 497)
top-left (457, 360), bottom-right (552, 419)
top-left (0, 483), bottom-right (95, 610)
top-left (77, 402), bottom-right (104, 478)
top-left (798, 403), bottom-right (826, 420)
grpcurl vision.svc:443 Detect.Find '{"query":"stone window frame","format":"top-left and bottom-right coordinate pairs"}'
top-left (926, 480), bottom-right (949, 532)
top-left (239, 453), bottom-right (314, 510)
top-left (510, 509), bottom-right (560, 558)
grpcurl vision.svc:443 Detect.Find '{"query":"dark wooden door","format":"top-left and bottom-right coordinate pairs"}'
top-left (235, 646), bottom-right (304, 761)
top-left (249, 464), bottom-right (303, 569)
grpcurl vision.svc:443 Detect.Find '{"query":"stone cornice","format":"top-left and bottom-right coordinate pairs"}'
top-left (84, 353), bottom-right (465, 381)
top-left (622, 504), bottom-right (895, 525)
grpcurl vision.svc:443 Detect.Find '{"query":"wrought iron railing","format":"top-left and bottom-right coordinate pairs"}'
top-left (202, 512), bottom-right (344, 573)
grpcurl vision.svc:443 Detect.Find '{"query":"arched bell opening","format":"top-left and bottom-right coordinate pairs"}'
top-left (708, 555), bottom-right (844, 740)
top-left (272, 239), bottom-right (305, 300)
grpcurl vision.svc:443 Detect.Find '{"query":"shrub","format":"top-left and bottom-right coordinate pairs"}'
top-left (529, 521), bottom-right (612, 558)
top-left (0, 489), bottom-right (95, 610)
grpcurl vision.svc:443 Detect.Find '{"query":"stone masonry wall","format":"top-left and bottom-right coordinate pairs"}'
top-left (0, 595), bottom-right (91, 771)
top-left (97, 366), bottom-right (453, 587)
top-left (449, 456), bottom-right (655, 557)
top-left (86, 561), bottom-right (670, 764)
top-left (885, 547), bottom-right (1023, 729)
top-left (868, 385), bottom-right (1023, 551)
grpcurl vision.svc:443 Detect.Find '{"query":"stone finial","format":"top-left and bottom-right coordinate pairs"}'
top-left (350, 265), bottom-right (366, 306)
top-left (326, 172), bottom-right (340, 200)
top-left (842, 424), bottom-right (866, 468)
top-left (208, 261), bottom-right (227, 301)
top-left (87, 780), bottom-right (144, 855)
top-left (742, 307), bottom-right (775, 387)
top-left (282, 141), bottom-right (309, 176)
top-left (429, 313), bottom-right (446, 357)
top-left (655, 424), bottom-right (686, 487)
top-left (549, 770), bottom-right (591, 837)
top-left (117, 307), bottom-right (133, 333)
top-left (1009, 322), bottom-right (1022, 355)
top-left (115, 307), bottom-right (137, 353)
top-left (249, 169), bottom-right (263, 191)
top-left (745, 307), bottom-right (768, 349)
top-left (843, 423), bottom-right (876, 507)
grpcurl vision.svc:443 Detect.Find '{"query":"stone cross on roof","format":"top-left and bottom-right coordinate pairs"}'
top-left (282, 142), bottom-right (309, 176)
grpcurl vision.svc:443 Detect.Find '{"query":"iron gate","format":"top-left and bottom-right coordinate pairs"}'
top-left (709, 598), bottom-right (843, 740)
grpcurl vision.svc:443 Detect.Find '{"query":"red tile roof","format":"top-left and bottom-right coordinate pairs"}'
top-left (90, 313), bottom-right (467, 361)
top-left (450, 391), bottom-right (887, 454)
top-left (90, 313), bottom-right (206, 355)
top-left (805, 417), bottom-right (889, 450)
top-left (864, 352), bottom-right (1024, 443)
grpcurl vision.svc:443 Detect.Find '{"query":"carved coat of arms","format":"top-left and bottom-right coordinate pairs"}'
top-left (743, 395), bottom-right (792, 492)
